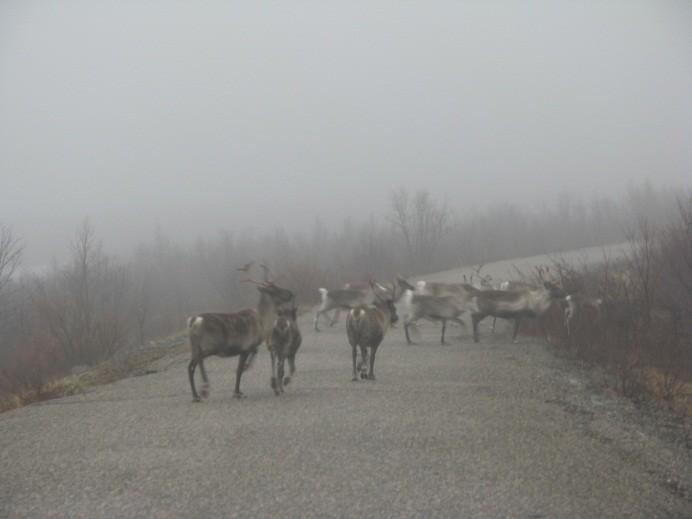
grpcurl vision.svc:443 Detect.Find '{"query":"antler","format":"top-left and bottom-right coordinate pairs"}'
top-left (236, 261), bottom-right (254, 272)
top-left (241, 277), bottom-right (270, 287)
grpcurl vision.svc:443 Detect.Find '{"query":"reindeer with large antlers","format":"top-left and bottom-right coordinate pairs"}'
top-left (187, 264), bottom-right (295, 401)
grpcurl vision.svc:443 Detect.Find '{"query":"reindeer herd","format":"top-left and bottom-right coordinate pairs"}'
top-left (186, 263), bottom-right (595, 402)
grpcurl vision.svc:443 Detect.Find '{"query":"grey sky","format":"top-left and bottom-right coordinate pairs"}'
top-left (1, 1), bottom-right (691, 266)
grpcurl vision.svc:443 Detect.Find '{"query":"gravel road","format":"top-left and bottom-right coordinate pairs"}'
top-left (1, 246), bottom-right (690, 518)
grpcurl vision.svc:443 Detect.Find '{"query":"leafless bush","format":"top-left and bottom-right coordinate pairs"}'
top-left (547, 200), bottom-right (692, 405)
top-left (389, 189), bottom-right (452, 273)
top-left (2, 184), bottom-right (690, 408)
top-left (32, 221), bottom-right (131, 366)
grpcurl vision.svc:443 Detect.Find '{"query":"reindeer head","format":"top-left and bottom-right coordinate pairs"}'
top-left (375, 292), bottom-right (399, 324)
top-left (256, 282), bottom-right (295, 306)
top-left (277, 304), bottom-right (298, 322)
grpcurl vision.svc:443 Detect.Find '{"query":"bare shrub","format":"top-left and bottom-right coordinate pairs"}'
top-left (549, 200), bottom-right (692, 405)
top-left (33, 220), bottom-right (131, 366)
top-left (389, 189), bottom-right (452, 273)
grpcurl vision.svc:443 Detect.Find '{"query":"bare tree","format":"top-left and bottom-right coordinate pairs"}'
top-left (0, 225), bottom-right (23, 298)
top-left (33, 220), bottom-right (130, 365)
top-left (389, 189), bottom-right (451, 272)
top-left (0, 226), bottom-right (24, 359)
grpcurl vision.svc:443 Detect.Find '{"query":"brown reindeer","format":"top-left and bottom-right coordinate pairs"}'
top-left (346, 284), bottom-right (399, 381)
top-left (266, 305), bottom-right (302, 395)
top-left (314, 281), bottom-right (389, 331)
top-left (470, 281), bottom-right (566, 343)
top-left (187, 270), bottom-right (295, 401)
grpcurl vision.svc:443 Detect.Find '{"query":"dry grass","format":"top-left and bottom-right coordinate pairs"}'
top-left (643, 368), bottom-right (692, 415)
top-left (0, 333), bottom-right (187, 414)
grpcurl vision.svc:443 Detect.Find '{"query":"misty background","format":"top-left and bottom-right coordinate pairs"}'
top-left (1, 1), bottom-right (691, 268)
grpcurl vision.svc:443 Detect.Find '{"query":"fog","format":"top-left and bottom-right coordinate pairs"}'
top-left (1, 1), bottom-right (691, 267)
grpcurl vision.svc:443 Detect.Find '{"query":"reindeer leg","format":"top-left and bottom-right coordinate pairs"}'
top-left (367, 347), bottom-right (377, 380)
top-left (404, 318), bottom-right (414, 345)
top-left (234, 352), bottom-right (248, 398)
top-left (198, 358), bottom-right (210, 399)
top-left (512, 318), bottom-right (522, 344)
top-left (359, 345), bottom-right (369, 379)
top-left (472, 314), bottom-right (485, 343)
top-left (270, 351), bottom-right (279, 395)
top-left (284, 355), bottom-right (295, 386)
top-left (351, 344), bottom-right (359, 381)
top-left (441, 320), bottom-right (447, 344)
top-left (491, 317), bottom-right (497, 334)
top-left (277, 357), bottom-right (285, 393)
top-left (188, 358), bottom-right (200, 402)
top-left (313, 311), bottom-right (322, 332)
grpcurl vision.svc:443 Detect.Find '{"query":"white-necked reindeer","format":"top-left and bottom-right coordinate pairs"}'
top-left (187, 267), bottom-right (295, 401)
top-left (469, 278), bottom-right (565, 344)
top-left (397, 277), bottom-right (476, 345)
top-left (490, 265), bottom-right (557, 333)
top-left (346, 282), bottom-right (399, 381)
top-left (563, 294), bottom-right (603, 336)
top-left (314, 281), bottom-right (387, 331)
top-left (267, 304), bottom-right (302, 395)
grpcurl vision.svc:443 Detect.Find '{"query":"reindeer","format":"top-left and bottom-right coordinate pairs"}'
top-left (346, 283), bottom-right (399, 381)
top-left (490, 265), bottom-right (556, 333)
top-left (397, 277), bottom-right (476, 344)
top-left (563, 294), bottom-right (603, 336)
top-left (490, 281), bottom-right (535, 333)
top-left (413, 279), bottom-right (477, 299)
top-left (470, 281), bottom-right (565, 343)
top-left (313, 282), bottom-right (387, 331)
top-left (187, 267), bottom-right (295, 401)
top-left (266, 304), bottom-right (302, 395)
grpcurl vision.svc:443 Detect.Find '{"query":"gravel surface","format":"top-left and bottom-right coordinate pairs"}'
top-left (1, 246), bottom-right (690, 518)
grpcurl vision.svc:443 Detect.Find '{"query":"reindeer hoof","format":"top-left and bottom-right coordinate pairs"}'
top-left (270, 377), bottom-right (277, 390)
top-left (283, 377), bottom-right (291, 386)
top-left (367, 374), bottom-right (376, 381)
top-left (233, 391), bottom-right (246, 399)
top-left (192, 396), bottom-right (201, 403)
top-left (352, 376), bottom-right (359, 382)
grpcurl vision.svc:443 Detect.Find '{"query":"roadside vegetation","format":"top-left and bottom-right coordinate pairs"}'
top-left (517, 199), bottom-right (692, 420)
top-left (0, 182), bottom-right (689, 413)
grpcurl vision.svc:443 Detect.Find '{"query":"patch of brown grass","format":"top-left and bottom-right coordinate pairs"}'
top-left (644, 367), bottom-right (692, 415)
top-left (0, 333), bottom-right (187, 413)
